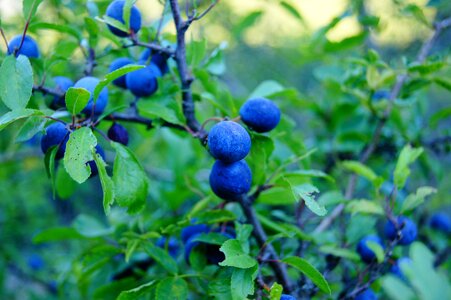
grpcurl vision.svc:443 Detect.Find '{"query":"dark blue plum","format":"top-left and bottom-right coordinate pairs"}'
top-left (384, 216), bottom-right (417, 246)
top-left (280, 295), bottom-right (296, 300)
top-left (52, 76), bottom-right (74, 107)
top-left (40, 122), bottom-right (69, 160)
top-left (356, 235), bottom-right (384, 264)
top-left (108, 123), bottom-right (129, 145)
top-left (429, 212), bottom-right (451, 234)
top-left (106, 0), bottom-right (142, 37)
top-left (125, 63), bottom-right (162, 97)
top-left (184, 228), bottom-right (235, 264)
top-left (208, 121), bottom-right (251, 163)
top-left (109, 57), bottom-right (134, 88)
top-left (355, 288), bottom-right (377, 300)
top-left (27, 254), bottom-right (44, 271)
top-left (181, 223), bottom-right (210, 244)
top-left (87, 145), bottom-right (106, 178)
top-left (139, 49), bottom-right (169, 74)
top-left (156, 237), bottom-right (179, 258)
top-left (239, 97), bottom-right (281, 133)
top-left (73, 77), bottom-right (109, 115)
top-left (209, 160), bottom-right (252, 200)
top-left (372, 90), bottom-right (390, 101)
top-left (7, 35), bottom-right (40, 58)
top-left (390, 257), bottom-right (412, 281)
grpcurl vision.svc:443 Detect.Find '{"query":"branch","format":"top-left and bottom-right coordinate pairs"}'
top-left (129, 38), bottom-right (175, 57)
top-left (314, 16), bottom-right (451, 234)
top-left (104, 113), bottom-right (186, 131)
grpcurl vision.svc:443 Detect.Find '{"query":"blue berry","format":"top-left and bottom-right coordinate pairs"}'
top-left (280, 295), bottom-right (296, 300)
top-left (181, 223), bottom-right (210, 244)
top-left (208, 121), bottom-right (251, 163)
top-left (429, 212), bottom-right (451, 234)
top-left (7, 35), bottom-right (40, 58)
top-left (125, 63), bottom-right (162, 97)
top-left (355, 288), bottom-right (377, 300)
top-left (106, 0), bottom-right (142, 37)
top-left (372, 90), bottom-right (390, 101)
top-left (184, 228), bottom-right (235, 264)
top-left (390, 257), bottom-right (412, 281)
top-left (139, 49), bottom-right (169, 74)
top-left (27, 254), bottom-right (44, 271)
top-left (239, 97), bottom-right (281, 133)
top-left (73, 77), bottom-right (109, 115)
top-left (356, 235), bottom-right (384, 263)
top-left (384, 216), bottom-right (417, 246)
top-left (109, 57), bottom-right (134, 88)
top-left (156, 237), bottom-right (179, 258)
top-left (209, 160), bottom-right (252, 200)
top-left (40, 122), bottom-right (69, 160)
top-left (52, 76), bottom-right (74, 107)
top-left (108, 123), bottom-right (129, 145)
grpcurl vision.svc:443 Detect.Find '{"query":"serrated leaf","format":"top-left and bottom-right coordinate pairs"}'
top-left (64, 127), bottom-right (97, 183)
top-left (143, 242), bottom-right (178, 274)
top-left (282, 256), bottom-right (331, 294)
top-left (219, 240), bottom-right (257, 269)
top-left (0, 55), bottom-right (33, 110)
top-left (93, 149), bottom-right (115, 215)
top-left (401, 186), bottom-right (437, 213)
top-left (366, 240), bottom-right (384, 263)
top-left (155, 278), bottom-right (188, 300)
top-left (117, 281), bottom-right (156, 300)
top-left (394, 145), bottom-right (423, 189)
top-left (231, 265), bottom-right (258, 300)
top-left (0, 108), bottom-right (43, 132)
top-left (285, 180), bottom-right (327, 216)
top-left (269, 282), bottom-right (283, 300)
top-left (65, 87), bottom-right (90, 115)
top-left (93, 65), bottom-right (143, 101)
top-left (346, 200), bottom-right (384, 215)
top-left (111, 142), bottom-right (148, 214)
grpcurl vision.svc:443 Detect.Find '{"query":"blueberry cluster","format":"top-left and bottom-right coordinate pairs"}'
top-left (208, 97), bottom-right (281, 200)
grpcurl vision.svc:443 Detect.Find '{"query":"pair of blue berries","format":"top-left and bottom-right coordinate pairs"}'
top-left (208, 98), bottom-right (280, 200)
top-left (356, 216), bottom-right (417, 263)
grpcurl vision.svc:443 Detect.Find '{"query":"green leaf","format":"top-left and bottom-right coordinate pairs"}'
top-left (269, 282), bottom-right (283, 300)
top-left (381, 275), bottom-right (416, 300)
top-left (123, 0), bottom-right (137, 31)
top-left (0, 55), bottom-right (33, 110)
top-left (401, 186), bottom-right (437, 213)
top-left (433, 77), bottom-right (451, 91)
top-left (96, 16), bottom-right (128, 34)
top-left (72, 214), bottom-right (113, 238)
top-left (257, 187), bottom-right (295, 205)
top-left (55, 162), bottom-right (78, 199)
top-left (117, 281), bottom-right (157, 300)
top-left (280, 1), bottom-right (305, 24)
top-left (33, 227), bottom-right (85, 244)
top-left (93, 150), bottom-right (115, 215)
top-left (192, 209), bottom-right (237, 224)
top-left (44, 146), bottom-right (58, 198)
top-left (402, 4), bottom-right (430, 27)
top-left (29, 22), bottom-right (82, 41)
top-left (93, 65), bottom-right (143, 101)
top-left (143, 242), bottom-right (178, 274)
top-left (319, 245), bottom-right (360, 261)
top-left (190, 232), bottom-right (231, 246)
top-left (138, 101), bottom-right (184, 126)
top-left (0, 109), bottom-right (43, 132)
top-left (219, 240), bottom-right (257, 269)
top-left (155, 278), bottom-right (188, 300)
top-left (284, 169), bottom-right (335, 183)
top-left (342, 160), bottom-right (383, 187)
top-left (111, 142), bottom-right (148, 214)
top-left (247, 133), bottom-right (275, 185)
top-left (366, 240), bottom-right (384, 263)
top-left (23, 0), bottom-right (44, 20)
top-left (15, 116), bottom-right (46, 142)
top-left (394, 145), bottom-right (423, 189)
top-left (249, 80), bottom-right (285, 99)
top-left (231, 265), bottom-right (258, 300)
top-left (65, 87), bottom-right (91, 115)
top-left (346, 200), bottom-right (384, 215)
top-left (64, 127), bottom-right (97, 183)
top-left (282, 256), bottom-right (331, 294)
top-left (285, 181), bottom-right (327, 216)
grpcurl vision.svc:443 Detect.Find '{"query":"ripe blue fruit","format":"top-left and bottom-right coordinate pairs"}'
top-left (181, 223), bottom-right (210, 244)
top-left (125, 63), bottom-right (162, 97)
top-left (355, 288), bottom-right (377, 300)
top-left (280, 295), bottom-right (296, 300)
top-left (87, 145), bottom-right (105, 177)
top-left (429, 212), bottom-right (451, 234)
top-left (7, 35), bottom-right (40, 58)
top-left (239, 97), bottom-right (281, 133)
top-left (27, 254), bottom-right (44, 271)
top-left (139, 49), bottom-right (169, 74)
top-left (208, 121), bottom-right (251, 163)
top-left (106, 0), bottom-right (142, 37)
top-left (73, 77), bottom-right (109, 115)
top-left (109, 57), bottom-right (134, 88)
top-left (52, 76), bottom-right (74, 107)
top-left (40, 122), bottom-right (70, 160)
top-left (108, 123), bottom-right (129, 145)
top-left (390, 257), bottom-right (412, 280)
top-left (209, 160), bottom-right (252, 200)
top-left (356, 235), bottom-right (384, 263)
top-left (372, 90), bottom-right (390, 101)
top-left (156, 237), bottom-right (179, 258)
top-left (384, 216), bottom-right (417, 246)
